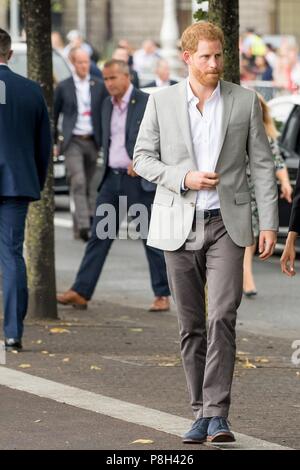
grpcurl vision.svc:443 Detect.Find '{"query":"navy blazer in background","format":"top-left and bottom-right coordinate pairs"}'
top-left (100, 87), bottom-right (155, 192)
top-left (0, 66), bottom-right (51, 200)
top-left (54, 75), bottom-right (108, 151)
top-left (144, 79), bottom-right (178, 88)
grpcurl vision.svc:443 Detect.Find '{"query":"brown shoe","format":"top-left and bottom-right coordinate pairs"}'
top-left (149, 296), bottom-right (170, 312)
top-left (57, 289), bottom-right (88, 310)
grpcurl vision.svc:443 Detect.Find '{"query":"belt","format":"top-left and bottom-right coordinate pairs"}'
top-left (72, 134), bottom-right (94, 140)
top-left (202, 209), bottom-right (221, 219)
top-left (109, 167), bottom-right (128, 175)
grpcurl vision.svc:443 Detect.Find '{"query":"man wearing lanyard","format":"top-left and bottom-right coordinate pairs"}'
top-left (54, 47), bottom-right (107, 241)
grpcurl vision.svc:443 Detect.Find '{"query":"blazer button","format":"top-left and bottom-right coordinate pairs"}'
top-left (190, 202), bottom-right (195, 207)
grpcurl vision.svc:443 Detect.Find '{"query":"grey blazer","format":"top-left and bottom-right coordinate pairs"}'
top-left (133, 79), bottom-right (279, 251)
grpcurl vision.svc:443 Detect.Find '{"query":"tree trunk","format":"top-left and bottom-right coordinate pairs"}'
top-left (208, 0), bottom-right (240, 84)
top-left (21, 0), bottom-right (58, 319)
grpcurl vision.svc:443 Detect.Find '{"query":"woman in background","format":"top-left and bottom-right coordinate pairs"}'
top-left (243, 94), bottom-right (293, 296)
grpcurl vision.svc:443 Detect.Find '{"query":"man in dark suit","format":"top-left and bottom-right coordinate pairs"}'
top-left (0, 29), bottom-right (51, 350)
top-left (54, 47), bottom-right (107, 241)
top-left (281, 160), bottom-right (300, 276)
top-left (145, 59), bottom-right (178, 88)
top-left (57, 59), bottom-right (170, 312)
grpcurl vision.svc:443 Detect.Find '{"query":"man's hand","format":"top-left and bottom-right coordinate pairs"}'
top-left (258, 230), bottom-right (277, 260)
top-left (280, 231), bottom-right (297, 276)
top-left (184, 171), bottom-right (220, 191)
top-left (53, 144), bottom-right (59, 158)
top-left (127, 163), bottom-right (138, 177)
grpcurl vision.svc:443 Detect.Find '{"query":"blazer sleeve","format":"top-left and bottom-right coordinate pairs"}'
top-left (133, 94), bottom-right (189, 194)
top-left (53, 83), bottom-right (63, 145)
top-left (35, 93), bottom-right (52, 191)
top-left (289, 160), bottom-right (300, 234)
top-left (246, 92), bottom-right (279, 231)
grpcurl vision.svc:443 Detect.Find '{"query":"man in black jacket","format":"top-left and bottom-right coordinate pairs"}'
top-left (57, 59), bottom-right (170, 312)
top-left (54, 47), bottom-right (107, 241)
top-left (281, 160), bottom-right (300, 276)
top-left (0, 29), bottom-right (51, 350)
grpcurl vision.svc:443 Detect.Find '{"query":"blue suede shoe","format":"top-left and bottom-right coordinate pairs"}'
top-left (207, 417), bottom-right (235, 442)
top-left (182, 417), bottom-right (210, 444)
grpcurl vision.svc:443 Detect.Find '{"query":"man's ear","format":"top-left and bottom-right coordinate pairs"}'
top-left (182, 50), bottom-right (191, 66)
top-left (8, 50), bottom-right (13, 61)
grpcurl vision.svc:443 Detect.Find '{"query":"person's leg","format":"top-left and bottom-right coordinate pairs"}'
top-left (243, 242), bottom-right (257, 294)
top-left (65, 138), bottom-right (90, 231)
top-left (202, 216), bottom-right (245, 418)
top-left (0, 199), bottom-right (29, 340)
top-left (83, 139), bottom-right (98, 221)
top-left (128, 182), bottom-right (170, 297)
top-left (164, 247), bottom-right (207, 418)
top-left (71, 171), bottom-right (121, 300)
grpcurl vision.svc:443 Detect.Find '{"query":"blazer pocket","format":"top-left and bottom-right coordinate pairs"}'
top-left (154, 192), bottom-right (174, 206)
top-left (235, 191), bottom-right (251, 205)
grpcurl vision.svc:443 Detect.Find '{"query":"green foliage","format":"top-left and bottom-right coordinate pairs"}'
top-left (51, 0), bottom-right (63, 13)
top-left (194, 0), bottom-right (209, 22)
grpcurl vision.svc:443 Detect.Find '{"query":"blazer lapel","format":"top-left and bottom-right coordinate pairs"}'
top-left (89, 78), bottom-right (97, 110)
top-left (126, 88), bottom-right (137, 137)
top-left (103, 99), bottom-right (113, 163)
top-left (174, 81), bottom-right (197, 166)
top-left (215, 80), bottom-right (234, 166)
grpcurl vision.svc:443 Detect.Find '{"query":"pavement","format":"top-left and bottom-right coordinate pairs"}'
top-left (0, 199), bottom-right (300, 450)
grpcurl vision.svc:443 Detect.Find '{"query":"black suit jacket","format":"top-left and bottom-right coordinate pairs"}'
top-left (54, 75), bottom-right (107, 151)
top-left (289, 160), bottom-right (300, 234)
top-left (144, 79), bottom-right (178, 88)
top-left (99, 87), bottom-right (155, 192)
top-left (0, 66), bottom-right (51, 200)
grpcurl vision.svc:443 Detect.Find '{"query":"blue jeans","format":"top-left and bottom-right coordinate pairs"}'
top-left (0, 198), bottom-right (29, 339)
top-left (72, 171), bottom-right (170, 299)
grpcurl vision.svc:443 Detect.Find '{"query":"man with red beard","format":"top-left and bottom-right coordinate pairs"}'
top-left (134, 22), bottom-right (278, 444)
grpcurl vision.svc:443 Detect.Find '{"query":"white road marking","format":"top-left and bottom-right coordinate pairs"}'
top-left (0, 366), bottom-right (292, 450)
top-left (54, 217), bottom-right (73, 228)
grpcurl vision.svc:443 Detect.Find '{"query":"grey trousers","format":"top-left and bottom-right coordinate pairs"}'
top-left (164, 214), bottom-right (245, 419)
top-left (64, 136), bottom-right (98, 231)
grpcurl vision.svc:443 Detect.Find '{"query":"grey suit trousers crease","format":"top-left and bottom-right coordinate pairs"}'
top-left (164, 215), bottom-right (245, 419)
top-left (64, 136), bottom-right (98, 231)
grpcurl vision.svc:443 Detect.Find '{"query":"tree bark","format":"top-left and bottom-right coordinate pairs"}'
top-left (21, 0), bottom-right (58, 319)
top-left (208, 0), bottom-right (240, 84)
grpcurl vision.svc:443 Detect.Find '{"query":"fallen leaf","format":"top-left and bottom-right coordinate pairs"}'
top-left (255, 357), bottom-right (270, 364)
top-left (237, 351), bottom-right (248, 355)
top-left (90, 365), bottom-right (102, 371)
top-left (62, 358), bottom-right (70, 363)
top-left (129, 328), bottom-right (143, 332)
top-left (296, 371), bottom-right (300, 377)
top-left (131, 439), bottom-right (154, 445)
top-left (41, 351), bottom-right (49, 355)
top-left (49, 354), bottom-right (56, 357)
top-left (242, 358), bottom-right (256, 369)
top-left (36, 340), bottom-right (43, 345)
top-left (50, 328), bottom-right (70, 334)
top-left (19, 364), bottom-right (31, 369)
top-left (34, 420), bottom-right (41, 423)
top-left (11, 350), bottom-right (18, 354)
top-left (242, 338), bottom-right (249, 342)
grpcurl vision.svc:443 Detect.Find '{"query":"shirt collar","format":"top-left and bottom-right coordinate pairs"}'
top-left (0, 63), bottom-right (8, 67)
top-left (187, 79), bottom-right (221, 105)
top-left (112, 83), bottom-right (134, 107)
top-left (73, 73), bottom-right (91, 84)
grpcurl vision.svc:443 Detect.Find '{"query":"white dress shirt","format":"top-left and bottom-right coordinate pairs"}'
top-left (186, 80), bottom-right (223, 210)
top-left (73, 73), bottom-right (93, 136)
